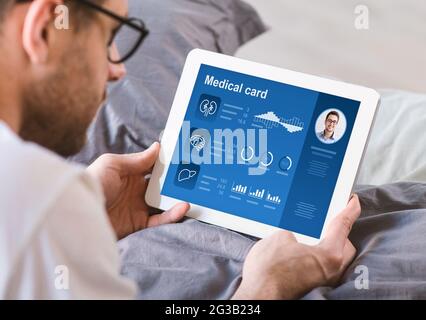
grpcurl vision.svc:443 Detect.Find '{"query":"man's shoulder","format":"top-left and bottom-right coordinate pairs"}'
top-left (0, 124), bottom-right (103, 231)
top-left (0, 126), bottom-right (106, 285)
top-left (0, 129), bottom-right (86, 196)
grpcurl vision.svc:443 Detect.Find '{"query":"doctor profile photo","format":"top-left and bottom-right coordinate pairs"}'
top-left (316, 109), bottom-right (346, 144)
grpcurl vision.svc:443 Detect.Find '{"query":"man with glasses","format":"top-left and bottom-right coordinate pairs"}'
top-left (317, 111), bottom-right (340, 144)
top-left (0, 0), bottom-right (360, 299)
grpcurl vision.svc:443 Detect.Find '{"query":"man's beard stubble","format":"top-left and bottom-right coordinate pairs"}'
top-left (19, 54), bottom-right (102, 157)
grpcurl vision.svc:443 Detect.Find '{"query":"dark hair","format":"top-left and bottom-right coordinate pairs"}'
top-left (0, 2), bottom-right (13, 23)
top-left (326, 110), bottom-right (340, 122)
top-left (1, 0), bottom-right (106, 28)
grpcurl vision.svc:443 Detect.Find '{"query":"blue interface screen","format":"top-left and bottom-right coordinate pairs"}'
top-left (161, 64), bottom-right (360, 238)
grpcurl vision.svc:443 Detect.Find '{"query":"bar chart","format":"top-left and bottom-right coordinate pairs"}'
top-left (266, 193), bottom-right (281, 204)
top-left (230, 182), bottom-right (284, 208)
top-left (232, 183), bottom-right (247, 194)
top-left (249, 188), bottom-right (265, 200)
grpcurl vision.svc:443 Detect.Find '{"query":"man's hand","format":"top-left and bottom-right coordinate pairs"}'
top-left (87, 142), bottom-right (190, 240)
top-left (232, 195), bottom-right (361, 300)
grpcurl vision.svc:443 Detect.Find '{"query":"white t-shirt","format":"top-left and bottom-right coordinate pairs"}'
top-left (0, 122), bottom-right (136, 299)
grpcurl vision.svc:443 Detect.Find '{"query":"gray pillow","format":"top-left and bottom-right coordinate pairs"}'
top-left (71, 0), bottom-right (266, 165)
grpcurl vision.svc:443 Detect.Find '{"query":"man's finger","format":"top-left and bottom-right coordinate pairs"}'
top-left (272, 230), bottom-right (297, 242)
top-left (147, 202), bottom-right (190, 228)
top-left (118, 142), bottom-right (160, 176)
top-left (321, 195), bottom-right (361, 252)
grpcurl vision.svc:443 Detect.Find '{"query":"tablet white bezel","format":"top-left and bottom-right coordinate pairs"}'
top-left (146, 49), bottom-right (380, 245)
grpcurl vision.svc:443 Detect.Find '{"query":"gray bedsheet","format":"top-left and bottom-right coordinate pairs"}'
top-left (119, 182), bottom-right (426, 299)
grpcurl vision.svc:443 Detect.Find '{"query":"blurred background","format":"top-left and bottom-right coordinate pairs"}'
top-left (237, 0), bottom-right (426, 93)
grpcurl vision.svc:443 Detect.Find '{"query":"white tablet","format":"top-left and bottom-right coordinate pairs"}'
top-left (146, 49), bottom-right (380, 245)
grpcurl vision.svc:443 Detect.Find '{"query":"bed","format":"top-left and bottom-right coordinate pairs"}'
top-left (70, 0), bottom-right (426, 299)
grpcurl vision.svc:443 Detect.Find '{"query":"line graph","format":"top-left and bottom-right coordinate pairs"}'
top-left (254, 111), bottom-right (304, 133)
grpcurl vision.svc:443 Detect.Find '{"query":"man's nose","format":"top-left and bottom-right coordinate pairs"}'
top-left (108, 43), bottom-right (127, 82)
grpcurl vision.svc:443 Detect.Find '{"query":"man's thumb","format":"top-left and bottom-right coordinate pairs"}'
top-left (119, 142), bottom-right (160, 175)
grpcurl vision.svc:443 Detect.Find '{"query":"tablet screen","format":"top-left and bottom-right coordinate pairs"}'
top-left (161, 64), bottom-right (360, 239)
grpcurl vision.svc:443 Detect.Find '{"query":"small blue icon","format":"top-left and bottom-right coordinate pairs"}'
top-left (189, 127), bottom-right (210, 153)
top-left (196, 94), bottom-right (221, 121)
top-left (279, 156), bottom-right (293, 171)
top-left (174, 163), bottom-right (200, 189)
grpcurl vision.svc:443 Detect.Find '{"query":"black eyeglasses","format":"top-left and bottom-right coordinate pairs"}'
top-left (16, 0), bottom-right (149, 64)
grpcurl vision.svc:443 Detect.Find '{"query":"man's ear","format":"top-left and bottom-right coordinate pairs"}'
top-left (22, 0), bottom-right (63, 64)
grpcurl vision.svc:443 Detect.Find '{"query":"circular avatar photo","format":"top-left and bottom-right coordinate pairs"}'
top-left (315, 109), bottom-right (347, 144)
